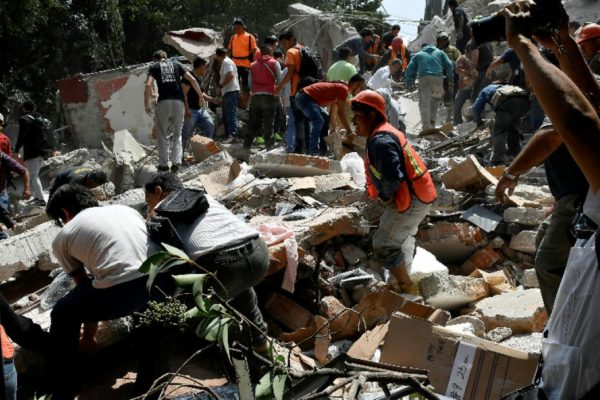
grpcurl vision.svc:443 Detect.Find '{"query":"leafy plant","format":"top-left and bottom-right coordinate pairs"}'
top-left (255, 351), bottom-right (289, 400)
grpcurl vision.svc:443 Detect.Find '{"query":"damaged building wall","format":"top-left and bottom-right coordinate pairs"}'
top-left (57, 64), bottom-right (155, 148)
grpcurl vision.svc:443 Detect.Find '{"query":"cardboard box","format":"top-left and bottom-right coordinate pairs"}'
top-left (380, 313), bottom-right (538, 400)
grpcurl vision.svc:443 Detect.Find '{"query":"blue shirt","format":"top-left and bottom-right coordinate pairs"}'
top-left (367, 132), bottom-right (405, 201)
top-left (472, 84), bottom-right (502, 124)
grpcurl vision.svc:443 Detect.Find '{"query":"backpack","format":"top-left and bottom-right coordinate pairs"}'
top-left (299, 47), bottom-right (324, 80)
top-left (490, 85), bottom-right (528, 109)
top-left (26, 115), bottom-right (58, 157)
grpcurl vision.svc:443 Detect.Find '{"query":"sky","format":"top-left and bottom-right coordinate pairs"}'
top-left (380, 0), bottom-right (426, 41)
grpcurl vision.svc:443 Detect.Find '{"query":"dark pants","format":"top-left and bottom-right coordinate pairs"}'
top-left (295, 92), bottom-right (330, 155)
top-left (223, 91), bottom-right (240, 137)
top-left (49, 274), bottom-right (169, 399)
top-left (290, 95), bottom-right (310, 154)
top-left (243, 94), bottom-right (277, 149)
top-left (196, 237), bottom-right (269, 344)
top-left (490, 96), bottom-right (530, 164)
top-left (471, 70), bottom-right (489, 102)
top-left (453, 88), bottom-right (472, 124)
top-left (535, 193), bottom-right (579, 315)
top-left (274, 97), bottom-right (286, 134)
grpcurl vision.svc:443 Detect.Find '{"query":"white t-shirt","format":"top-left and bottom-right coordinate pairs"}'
top-left (368, 66), bottom-right (393, 91)
top-left (52, 205), bottom-right (148, 289)
top-left (220, 57), bottom-right (240, 94)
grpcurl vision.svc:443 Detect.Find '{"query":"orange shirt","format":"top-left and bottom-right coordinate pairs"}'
top-left (229, 32), bottom-right (257, 68)
top-left (0, 325), bottom-right (14, 359)
top-left (286, 45), bottom-right (303, 96)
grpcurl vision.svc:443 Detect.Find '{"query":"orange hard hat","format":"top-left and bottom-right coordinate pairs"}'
top-left (392, 36), bottom-right (404, 50)
top-left (577, 23), bottom-right (600, 44)
top-left (351, 90), bottom-right (387, 120)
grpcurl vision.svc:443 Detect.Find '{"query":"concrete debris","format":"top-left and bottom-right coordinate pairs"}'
top-left (474, 289), bottom-right (548, 334)
top-left (460, 244), bottom-right (503, 274)
top-left (417, 221), bottom-right (487, 263)
top-left (339, 244), bottom-right (368, 266)
top-left (509, 230), bottom-right (538, 254)
top-left (499, 332), bottom-right (544, 357)
top-left (486, 327), bottom-right (514, 343)
top-left (190, 135), bottom-right (220, 162)
top-left (113, 129), bottom-right (147, 163)
top-left (409, 247), bottom-right (449, 283)
top-left (162, 28), bottom-right (222, 62)
top-left (521, 268), bottom-right (540, 288)
top-left (503, 207), bottom-right (548, 226)
top-left (419, 272), bottom-right (489, 309)
top-left (250, 149), bottom-right (343, 177)
top-left (446, 315), bottom-right (486, 337)
top-left (462, 205), bottom-right (503, 233)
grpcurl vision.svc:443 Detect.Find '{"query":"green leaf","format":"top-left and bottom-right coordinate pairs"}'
top-left (220, 321), bottom-right (231, 362)
top-left (275, 354), bottom-right (286, 366)
top-left (201, 318), bottom-right (221, 341)
top-left (255, 372), bottom-right (273, 398)
top-left (272, 374), bottom-right (288, 400)
top-left (173, 273), bottom-right (208, 288)
top-left (146, 258), bottom-right (187, 291)
top-left (161, 243), bottom-right (190, 260)
top-left (139, 252), bottom-right (170, 273)
top-left (184, 307), bottom-right (201, 319)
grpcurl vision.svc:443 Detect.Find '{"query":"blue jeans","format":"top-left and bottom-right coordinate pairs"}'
top-left (289, 95), bottom-right (310, 153)
top-left (286, 106), bottom-right (296, 153)
top-left (295, 92), bottom-right (328, 155)
top-left (182, 108), bottom-right (215, 151)
top-left (223, 91), bottom-right (239, 137)
top-left (4, 360), bottom-right (16, 400)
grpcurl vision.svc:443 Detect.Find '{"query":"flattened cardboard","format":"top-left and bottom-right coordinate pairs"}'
top-left (380, 313), bottom-right (537, 400)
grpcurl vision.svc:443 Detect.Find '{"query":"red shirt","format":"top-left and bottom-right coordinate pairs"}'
top-left (0, 133), bottom-right (11, 156)
top-left (303, 82), bottom-right (349, 107)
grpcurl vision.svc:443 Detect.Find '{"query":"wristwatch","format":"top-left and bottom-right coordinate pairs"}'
top-left (502, 169), bottom-right (518, 181)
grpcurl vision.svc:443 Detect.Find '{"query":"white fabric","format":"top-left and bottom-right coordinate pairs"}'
top-left (368, 66), bottom-right (393, 91)
top-left (540, 188), bottom-right (600, 399)
top-left (280, 67), bottom-right (291, 108)
top-left (257, 223), bottom-right (298, 293)
top-left (52, 205), bottom-right (148, 289)
top-left (220, 57), bottom-right (240, 94)
top-left (171, 194), bottom-right (258, 260)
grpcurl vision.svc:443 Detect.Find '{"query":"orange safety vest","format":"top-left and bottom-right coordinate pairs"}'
top-left (366, 34), bottom-right (381, 66)
top-left (389, 46), bottom-right (408, 71)
top-left (228, 32), bottom-right (256, 68)
top-left (0, 325), bottom-right (14, 359)
top-left (364, 122), bottom-right (437, 212)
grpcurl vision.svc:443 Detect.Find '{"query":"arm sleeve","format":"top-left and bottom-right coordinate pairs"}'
top-left (442, 53), bottom-right (455, 81)
top-left (0, 292), bottom-right (50, 353)
top-left (371, 135), bottom-right (404, 201)
top-left (274, 61), bottom-right (282, 80)
top-left (1, 153), bottom-right (26, 176)
top-left (472, 88), bottom-right (489, 124)
top-left (405, 58), bottom-right (417, 86)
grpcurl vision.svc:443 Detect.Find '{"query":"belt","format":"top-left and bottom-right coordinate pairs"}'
top-left (203, 236), bottom-right (259, 263)
top-left (3, 358), bottom-right (13, 364)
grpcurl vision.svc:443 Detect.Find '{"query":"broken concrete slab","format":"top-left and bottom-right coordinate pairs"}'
top-left (509, 230), bottom-right (537, 254)
top-left (432, 186), bottom-right (465, 212)
top-left (471, 269), bottom-right (515, 295)
top-left (419, 272), bottom-right (489, 310)
top-left (340, 244), bottom-right (367, 266)
top-left (0, 221), bottom-right (61, 282)
top-left (474, 289), bottom-right (548, 334)
top-left (163, 28), bottom-right (222, 62)
top-left (409, 247), bottom-right (449, 283)
top-left (503, 207), bottom-right (548, 226)
top-left (113, 129), bottom-right (147, 162)
top-left (103, 188), bottom-right (146, 212)
top-left (250, 149), bottom-right (343, 178)
top-left (446, 315), bottom-right (486, 337)
top-left (190, 135), bottom-right (220, 162)
top-left (441, 155), bottom-right (497, 192)
top-left (499, 332), bottom-right (543, 356)
top-left (462, 204), bottom-right (503, 233)
top-left (417, 221), bottom-right (487, 263)
top-left (460, 244), bottom-right (502, 275)
top-left (179, 151), bottom-right (234, 182)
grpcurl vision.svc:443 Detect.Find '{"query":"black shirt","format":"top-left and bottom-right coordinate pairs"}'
top-left (49, 167), bottom-right (93, 197)
top-left (182, 73), bottom-right (203, 110)
top-left (148, 60), bottom-right (186, 102)
top-left (381, 32), bottom-right (396, 50)
top-left (544, 144), bottom-right (589, 201)
top-left (466, 40), bottom-right (493, 72)
top-left (16, 114), bottom-right (45, 160)
top-left (452, 7), bottom-right (470, 38)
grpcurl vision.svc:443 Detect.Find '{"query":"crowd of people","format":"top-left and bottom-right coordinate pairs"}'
top-left (0, 1), bottom-right (599, 398)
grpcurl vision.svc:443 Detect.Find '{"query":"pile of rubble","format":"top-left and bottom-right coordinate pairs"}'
top-left (2, 115), bottom-right (554, 397)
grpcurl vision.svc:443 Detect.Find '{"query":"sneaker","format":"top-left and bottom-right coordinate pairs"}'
top-left (255, 136), bottom-right (265, 145)
top-left (29, 198), bottom-right (46, 207)
top-left (273, 133), bottom-right (283, 142)
top-left (223, 136), bottom-right (241, 144)
top-left (170, 164), bottom-right (180, 173)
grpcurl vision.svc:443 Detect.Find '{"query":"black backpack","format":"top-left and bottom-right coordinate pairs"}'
top-left (299, 47), bottom-right (324, 80)
top-left (26, 115), bottom-right (57, 157)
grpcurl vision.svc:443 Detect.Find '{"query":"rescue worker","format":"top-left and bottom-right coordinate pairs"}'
top-left (577, 23), bottom-right (600, 74)
top-left (378, 37), bottom-right (409, 79)
top-left (365, 26), bottom-right (382, 71)
top-left (227, 18), bottom-right (257, 108)
top-left (350, 90), bottom-right (436, 286)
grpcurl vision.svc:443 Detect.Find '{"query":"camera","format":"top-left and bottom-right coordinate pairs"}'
top-left (470, 0), bottom-right (565, 44)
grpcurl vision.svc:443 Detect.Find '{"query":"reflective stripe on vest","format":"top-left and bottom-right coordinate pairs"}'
top-left (364, 122), bottom-right (437, 212)
top-left (0, 325), bottom-right (14, 359)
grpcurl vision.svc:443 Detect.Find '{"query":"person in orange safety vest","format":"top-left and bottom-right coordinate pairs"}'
top-left (351, 90), bottom-right (436, 287)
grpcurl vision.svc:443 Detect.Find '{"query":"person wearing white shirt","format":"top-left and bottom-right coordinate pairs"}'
top-left (367, 59), bottom-right (403, 91)
top-left (215, 47), bottom-right (241, 141)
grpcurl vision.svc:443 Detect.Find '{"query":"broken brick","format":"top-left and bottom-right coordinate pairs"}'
top-left (265, 293), bottom-right (314, 331)
top-left (460, 244), bottom-right (502, 274)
